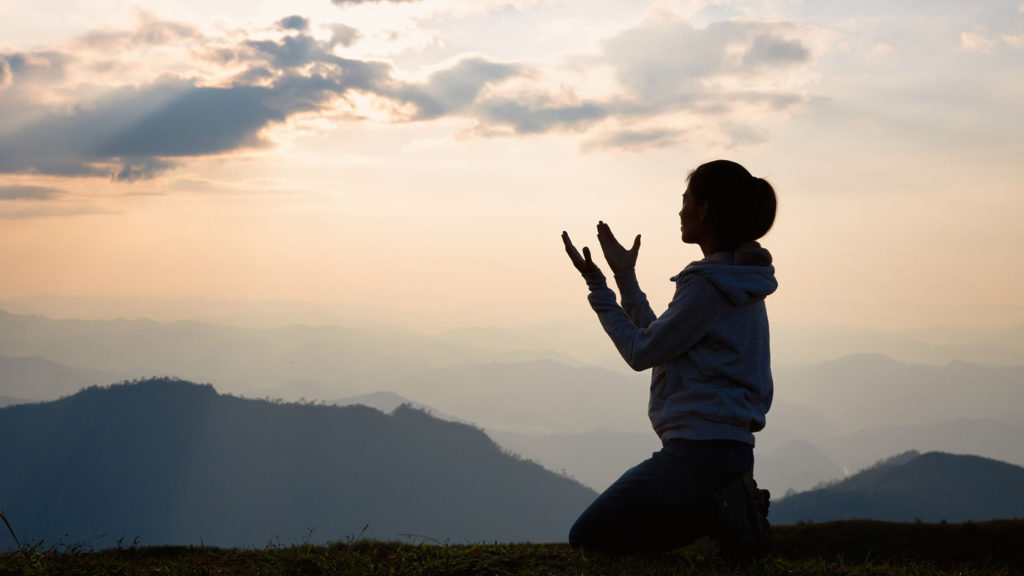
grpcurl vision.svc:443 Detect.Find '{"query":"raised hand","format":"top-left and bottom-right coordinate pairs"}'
top-left (562, 231), bottom-right (599, 274)
top-left (596, 221), bottom-right (640, 275)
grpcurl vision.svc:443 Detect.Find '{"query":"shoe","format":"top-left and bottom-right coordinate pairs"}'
top-left (711, 473), bottom-right (771, 561)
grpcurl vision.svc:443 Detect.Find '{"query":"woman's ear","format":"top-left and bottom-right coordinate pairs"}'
top-left (698, 201), bottom-right (709, 223)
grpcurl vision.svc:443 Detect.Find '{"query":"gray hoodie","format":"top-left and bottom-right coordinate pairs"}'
top-left (582, 243), bottom-right (777, 446)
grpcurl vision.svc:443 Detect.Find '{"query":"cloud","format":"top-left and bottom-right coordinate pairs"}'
top-left (0, 10), bottom-right (818, 179)
top-left (0, 50), bottom-right (68, 87)
top-left (78, 16), bottom-right (201, 50)
top-left (722, 122), bottom-right (768, 147)
top-left (0, 203), bottom-right (112, 219)
top-left (742, 33), bottom-right (811, 68)
top-left (474, 96), bottom-right (607, 134)
top-left (244, 35), bottom-right (327, 69)
top-left (961, 27), bottom-right (1024, 52)
top-left (602, 17), bottom-right (811, 102)
top-left (278, 16), bottom-right (310, 32)
top-left (0, 65), bottom-right (392, 180)
top-left (456, 15), bottom-right (811, 146)
top-left (0, 21), bottom-right (404, 180)
top-left (398, 58), bottom-right (520, 119)
top-left (332, 0), bottom-right (420, 4)
top-left (581, 128), bottom-right (681, 152)
top-left (0, 15), bottom-right (531, 181)
top-left (328, 24), bottom-right (362, 47)
top-left (0, 185), bottom-right (65, 200)
top-left (0, 185), bottom-right (107, 220)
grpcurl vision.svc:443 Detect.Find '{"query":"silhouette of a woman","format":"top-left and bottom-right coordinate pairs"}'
top-left (562, 159), bottom-right (776, 558)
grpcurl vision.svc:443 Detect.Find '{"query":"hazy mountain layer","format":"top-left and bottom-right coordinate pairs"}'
top-left (385, 359), bottom-right (649, 435)
top-left (0, 353), bottom-right (127, 401)
top-left (4, 308), bottom-right (1024, 501)
top-left (774, 354), bottom-right (1024, 433)
top-left (0, 379), bottom-right (596, 549)
top-left (0, 309), bottom-right (580, 401)
top-left (486, 430), bottom-right (662, 492)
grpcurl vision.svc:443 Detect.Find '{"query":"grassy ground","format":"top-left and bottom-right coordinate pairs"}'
top-left (2, 520), bottom-right (1022, 576)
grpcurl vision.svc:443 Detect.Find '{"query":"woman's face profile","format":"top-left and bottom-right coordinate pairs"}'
top-left (679, 187), bottom-right (707, 245)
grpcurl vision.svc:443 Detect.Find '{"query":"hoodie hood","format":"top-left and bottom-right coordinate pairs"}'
top-left (672, 242), bottom-right (777, 306)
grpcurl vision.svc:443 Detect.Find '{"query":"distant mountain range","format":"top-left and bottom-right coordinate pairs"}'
top-left (0, 353), bottom-right (127, 401)
top-left (0, 309), bottom-right (584, 402)
top-left (773, 354), bottom-right (1024, 433)
top-left (0, 378), bottom-right (596, 549)
top-left (3, 308), bottom-right (1024, 498)
top-left (771, 451), bottom-right (1024, 524)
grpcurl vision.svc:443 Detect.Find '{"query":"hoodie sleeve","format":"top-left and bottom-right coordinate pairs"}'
top-left (612, 269), bottom-right (658, 328)
top-left (584, 270), bottom-right (717, 371)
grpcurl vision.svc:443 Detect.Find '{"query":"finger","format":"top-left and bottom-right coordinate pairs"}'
top-left (565, 242), bottom-right (584, 264)
top-left (630, 234), bottom-right (641, 253)
top-left (562, 232), bottom-right (585, 266)
top-left (562, 231), bottom-right (580, 255)
top-left (597, 222), bottom-right (619, 247)
top-left (583, 246), bottom-right (594, 266)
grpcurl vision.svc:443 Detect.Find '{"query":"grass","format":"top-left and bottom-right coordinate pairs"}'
top-left (2, 520), bottom-right (1023, 576)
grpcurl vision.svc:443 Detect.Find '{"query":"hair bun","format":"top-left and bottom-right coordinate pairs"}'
top-left (734, 241), bottom-right (773, 266)
top-left (687, 160), bottom-right (777, 248)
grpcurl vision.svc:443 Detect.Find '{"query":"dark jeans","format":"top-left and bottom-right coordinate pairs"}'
top-left (568, 438), bottom-right (753, 554)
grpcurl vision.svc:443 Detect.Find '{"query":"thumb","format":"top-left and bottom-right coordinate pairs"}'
top-left (630, 234), bottom-right (641, 252)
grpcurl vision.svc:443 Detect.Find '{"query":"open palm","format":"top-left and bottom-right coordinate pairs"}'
top-left (597, 221), bottom-right (640, 274)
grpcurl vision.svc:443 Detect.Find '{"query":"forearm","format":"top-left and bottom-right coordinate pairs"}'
top-left (612, 269), bottom-right (657, 328)
top-left (582, 271), bottom-right (715, 371)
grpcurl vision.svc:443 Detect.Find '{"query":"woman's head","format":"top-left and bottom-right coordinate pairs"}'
top-left (681, 159), bottom-right (776, 252)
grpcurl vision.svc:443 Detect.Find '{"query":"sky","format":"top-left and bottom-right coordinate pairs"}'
top-left (1, 0), bottom-right (1023, 334)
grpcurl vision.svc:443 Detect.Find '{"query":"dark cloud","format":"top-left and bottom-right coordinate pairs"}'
top-left (0, 185), bottom-right (65, 200)
top-left (111, 159), bottom-right (176, 183)
top-left (742, 34), bottom-right (810, 68)
top-left (0, 62), bottom-right (391, 180)
top-left (278, 16), bottom-right (310, 31)
top-left (476, 97), bottom-right (607, 134)
top-left (245, 35), bottom-right (324, 69)
top-left (96, 76), bottom-right (360, 157)
top-left (0, 24), bottom-right (401, 181)
top-left (398, 58), bottom-right (519, 119)
top-left (0, 50), bottom-right (69, 86)
top-left (0, 12), bottom-right (818, 177)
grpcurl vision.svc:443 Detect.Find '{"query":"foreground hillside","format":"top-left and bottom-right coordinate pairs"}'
top-left (0, 378), bottom-right (595, 548)
top-left (2, 521), bottom-right (1022, 575)
top-left (771, 450), bottom-right (1024, 524)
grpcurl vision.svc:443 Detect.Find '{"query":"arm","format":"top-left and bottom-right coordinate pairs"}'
top-left (587, 272), bottom-right (716, 371)
top-left (593, 221), bottom-right (656, 326)
top-left (612, 269), bottom-right (657, 328)
top-left (564, 226), bottom-right (712, 369)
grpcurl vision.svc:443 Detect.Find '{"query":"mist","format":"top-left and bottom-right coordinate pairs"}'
top-left (3, 296), bottom-right (1023, 499)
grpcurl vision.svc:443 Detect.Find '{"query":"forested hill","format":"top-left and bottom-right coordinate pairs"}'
top-left (0, 378), bottom-right (595, 549)
top-left (771, 450), bottom-right (1024, 524)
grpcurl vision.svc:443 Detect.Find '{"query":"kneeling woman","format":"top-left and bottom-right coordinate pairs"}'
top-left (561, 159), bottom-right (776, 558)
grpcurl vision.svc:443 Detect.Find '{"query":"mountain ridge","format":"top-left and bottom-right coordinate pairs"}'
top-left (771, 450), bottom-right (1024, 525)
top-left (0, 378), bottom-right (596, 549)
